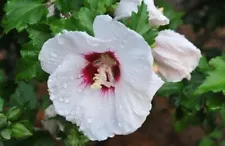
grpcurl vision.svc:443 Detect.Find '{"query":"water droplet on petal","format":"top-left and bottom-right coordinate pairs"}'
top-left (64, 99), bottom-right (70, 103)
top-left (63, 83), bottom-right (67, 88)
top-left (50, 53), bottom-right (57, 57)
top-left (87, 119), bottom-right (92, 124)
top-left (50, 95), bottom-right (56, 100)
top-left (70, 76), bottom-right (74, 80)
top-left (59, 98), bottom-right (64, 102)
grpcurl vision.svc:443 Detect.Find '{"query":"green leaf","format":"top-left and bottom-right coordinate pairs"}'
top-left (143, 29), bottom-right (158, 45)
top-left (2, 0), bottom-right (47, 33)
top-left (48, 17), bottom-right (77, 35)
top-left (6, 107), bottom-right (22, 121)
top-left (1, 129), bottom-right (12, 140)
top-left (199, 137), bottom-right (215, 146)
top-left (0, 113), bottom-right (7, 129)
top-left (33, 137), bottom-right (55, 146)
top-left (73, 7), bottom-right (96, 35)
top-left (17, 42), bottom-right (46, 80)
top-left (220, 106), bottom-right (225, 126)
top-left (64, 124), bottom-right (89, 146)
top-left (0, 98), bottom-right (4, 112)
top-left (85, 0), bottom-right (116, 14)
top-left (196, 55), bottom-right (225, 94)
top-left (174, 112), bottom-right (200, 132)
top-left (209, 129), bottom-right (223, 139)
top-left (11, 123), bottom-right (32, 139)
top-left (197, 56), bottom-right (211, 73)
top-left (206, 95), bottom-right (225, 111)
top-left (56, 0), bottom-right (84, 12)
top-left (10, 82), bottom-right (37, 110)
top-left (128, 1), bottom-right (149, 35)
top-left (157, 82), bottom-right (183, 97)
top-left (27, 24), bottom-right (51, 48)
top-left (0, 141), bottom-right (3, 146)
top-left (219, 141), bottom-right (225, 146)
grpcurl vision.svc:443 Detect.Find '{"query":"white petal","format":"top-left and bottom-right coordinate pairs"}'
top-left (152, 30), bottom-right (201, 82)
top-left (144, 0), bottom-right (169, 26)
top-left (39, 31), bottom-right (109, 74)
top-left (114, 72), bottom-right (163, 134)
top-left (42, 119), bottom-right (58, 135)
top-left (93, 15), bottom-right (154, 91)
top-left (48, 53), bottom-right (120, 141)
top-left (44, 104), bottom-right (57, 119)
top-left (114, 0), bottom-right (169, 26)
top-left (114, 0), bottom-right (140, 20)
top-left (47, 4), bottom-right (55, 17)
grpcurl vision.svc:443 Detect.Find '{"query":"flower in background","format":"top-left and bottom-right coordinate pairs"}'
top-left (114, 0), bottom-right (169, 26)
top-left (42, 105), bottom-right (64, 137)
top-left (47, 4), bottom-right (55, 17)
top-left (152, 29), bottom-right (201, 82)
top-left (39, 15), bottom-right (164, 140)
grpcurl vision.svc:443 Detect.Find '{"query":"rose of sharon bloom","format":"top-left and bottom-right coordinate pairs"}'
top-left (152, 29), bottom-right (201, 82)
top-left (39, 15), bottom-right (164, 141)
top-left (114, 0), bottom-right (169, 26)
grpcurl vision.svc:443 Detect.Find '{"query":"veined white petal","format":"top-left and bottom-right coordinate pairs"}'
top-left (152, 30), bottom-right (201, 82)
top-left (39, 31), bottom-right (109, 74)
top-left (114, 72), bottom-right (163, 134)
top-left (114, 0), bottom-right (140, 20)
top-left (48, 53), bottom-right (120, 141)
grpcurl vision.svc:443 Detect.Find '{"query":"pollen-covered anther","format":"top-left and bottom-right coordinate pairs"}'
top-left (91, 54), bottom-right (117, 89)
top-left (91, 64), bottom-right (115, 89)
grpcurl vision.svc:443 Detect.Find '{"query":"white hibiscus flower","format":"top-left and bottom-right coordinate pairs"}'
top-left (39, 15), bottom-right (164, 141)
top-left (152, 29), bottom-right (201, 82)
top-left (114, 0), bottom-right (169, 26)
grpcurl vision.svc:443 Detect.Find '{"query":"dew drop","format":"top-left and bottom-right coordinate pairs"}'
top-left (59, 98), bottom-right (64, 102)
top-left (63, 83), bottom-right (67, 88)
top-left (64, 99), bottom-right (70, 103)
top-left (50, 53), bottom-right (58, 57)
top-left (50, 95), bottom-right (56, 100)
top-left (87, 119), bottom-right (92, 124)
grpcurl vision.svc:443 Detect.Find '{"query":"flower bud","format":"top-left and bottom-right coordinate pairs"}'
top-left (152, 29), bottom-right (201, 82)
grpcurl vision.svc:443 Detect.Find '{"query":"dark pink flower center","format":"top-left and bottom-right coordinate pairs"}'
top-left (81, 51), bottom-right (120, 93)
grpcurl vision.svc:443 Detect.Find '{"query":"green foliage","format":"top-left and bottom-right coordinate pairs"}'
top-left (196, 55), bottom-right (225, 94)
top-left (124, 1), bottom-right (158, 45)
top-left (2, 0), bottom-right (47, 33)
top-left (64, 123), bottom-right (89, 146)
top-left (1, 128), bottom-right (12, 140)
top-left (6, 107), bottom-right (22, 121)
top-left (56, 0), bottom-right (84, 12)
top-left (0, 98), bottom-right (4, 112)
top-left (11, 123), bottom-right (32, 139)
top-left (10, 82), bottom-right (37, 110)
